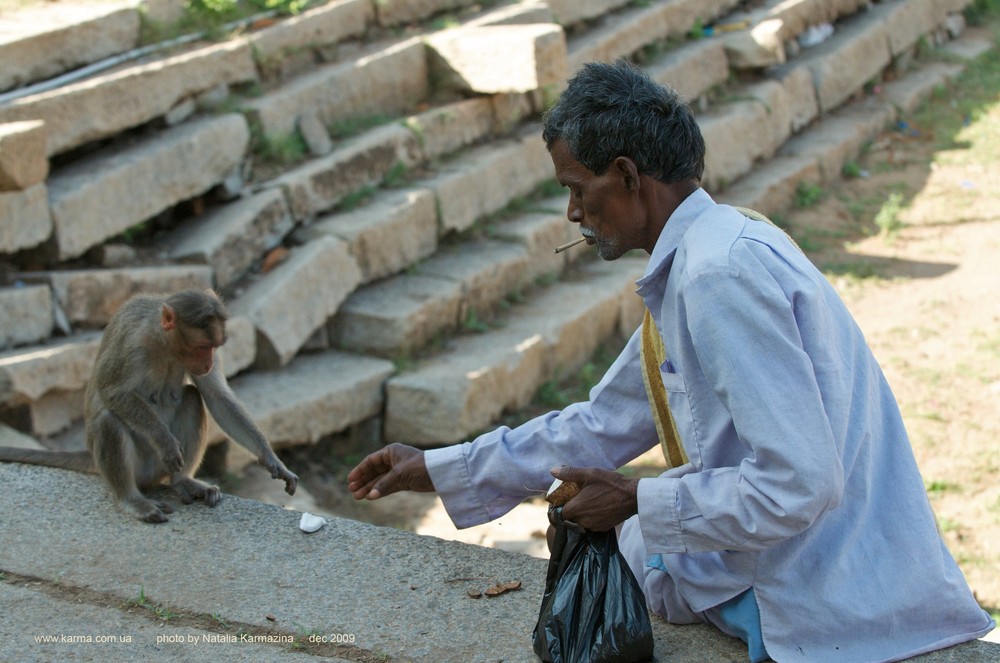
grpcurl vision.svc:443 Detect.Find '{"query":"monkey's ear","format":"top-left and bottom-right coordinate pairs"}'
top-left (161, 303), bottom-right (177, 331)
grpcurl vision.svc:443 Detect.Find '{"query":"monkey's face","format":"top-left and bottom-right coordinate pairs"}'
top-left (177, 323), bottom-right (225, 377)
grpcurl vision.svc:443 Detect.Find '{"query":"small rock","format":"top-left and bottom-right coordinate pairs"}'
top-left (299, 512), bottom-right (327, 533)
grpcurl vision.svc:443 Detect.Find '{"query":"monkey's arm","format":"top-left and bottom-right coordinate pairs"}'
top-left (195, 370), bottom-right (298, 495)
top-left (102, 388), bottom-right (185, 474)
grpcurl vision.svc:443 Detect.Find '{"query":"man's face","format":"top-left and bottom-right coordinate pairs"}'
top-left (550, 139), bottom-right (646, 261)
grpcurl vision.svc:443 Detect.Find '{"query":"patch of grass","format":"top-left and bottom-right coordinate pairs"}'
top-left (336, 184), bottom-right (377, 212)
top-left (462, 309), bottom-right (490, 334)
top-left (874, 192), bottom-right (905, 239)
top-left (383, 161), bottom-right (409, 188)
top-left (794, 181), bottom-right (826, 208)
top-left (126, 586), bottom-right (181, 621)
top-left (925, 480), bottom-right (960, 496)
top-left (841, 161), bottom-right (864, 179)
top-left (253, 130), bottom-right (308, 168)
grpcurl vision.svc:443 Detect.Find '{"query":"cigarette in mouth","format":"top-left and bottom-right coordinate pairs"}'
top-left (553, 237), bottom-right (587, 254)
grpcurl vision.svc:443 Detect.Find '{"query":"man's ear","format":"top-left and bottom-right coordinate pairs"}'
top-left (613, 155), bottom-right (640, 192)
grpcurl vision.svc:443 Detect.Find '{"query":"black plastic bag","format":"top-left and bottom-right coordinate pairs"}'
top-left (532, 507), bottom-right (654, 663)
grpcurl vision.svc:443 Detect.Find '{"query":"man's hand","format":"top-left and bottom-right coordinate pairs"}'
top-left (347, 443), bottom-right (434, 500)
top-left (552, 466), bottom-right (639, 532)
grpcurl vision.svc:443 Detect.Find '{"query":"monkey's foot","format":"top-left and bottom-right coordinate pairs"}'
top-left (172, 477), bottom-right (221, 507)
top-left (124, 497), bottom-right (173, 523)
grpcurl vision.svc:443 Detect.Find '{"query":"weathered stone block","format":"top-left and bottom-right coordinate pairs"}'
top-left (427, 24), bottom-right (567, 94)
top-left (217, 315), bottom-right (255, 379)
top-left (48, 114), bottom-right (249, 260)
top-left (779, 103), bottom-right (896, 182)
top-left (800, 13), bottom-right (892, 114)
top-left (0, 121), bottom-right (48, 191)
top-left (297, 188), bottom-right (437, 284)
top-left (230, 236), bottom-right (361, 369)
top-left (432, 128), bottom-right (553, 234)
top-left (167, 189), bottom-right (294, 290)
top-left (373, 0), bottom-right (477, 27)
top-left (208, 351), bottom-right (394, 449)
top-left (0, 184), bottom-right (51, 254)
top-left (273, 123), bottom-right (420, 221)
top-left (384, 258), bottom-right (643, 445)
top-left (0, 41), bottom-right (256, 157)
top-left (246, 0), bottom-right (373, 63)
top-left (0, 284), bottom-right (53, 351)
top-left (700, 101), bottom-right (772, 192)
top-left (0, 333), bottom-right (101, 406)
top-left (0, 423), bottom-right (44, 450)
top-left (243, 37), bottom-right (427, 141)
top-left (328, 273), bottom-right (463, 358)
top-left (716, 155), bottom-right (822, 219)
top-left (32, 265), bottom-right (214, 329)
top-left (402, 98), bottom-right (497, 162)
top-left (0, 3), bottom-right (139, 93)
top-left (23, 389), bottom-right (84, 437)
top-left (647, 38), bottom-right (729, 103)
top-left (542, 0), bottom-right (633, 28)
top-left (488, 199), bottom-right (577, 284)
top-left (883, 62), bottom-right (962, 114)
top-left (872, 0), bottom-right (937, 56)
top-left (418, 241), bottom-right (532, 321)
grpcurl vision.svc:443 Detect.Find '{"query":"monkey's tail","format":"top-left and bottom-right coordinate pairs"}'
top-left (0, 447), bottom-right (96, 473)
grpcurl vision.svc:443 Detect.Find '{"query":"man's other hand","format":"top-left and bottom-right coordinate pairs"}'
top-left (347, 443), bottom-right (434, 500)
top-left (551, 466), bottom-right (639, 532)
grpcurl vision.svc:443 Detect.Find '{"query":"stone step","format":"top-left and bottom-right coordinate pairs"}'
top-left (208, 349), bottom-right (394, 469)
top-left (0, 38), bottom-right (257, 159)
top-left (383, 256), bottom-right (647, 446)
top-left (0, 1), bottom-right (140, 93)
top-left (0, 0), bottom-right (987, 452)
top-left (566, 0), bottom-right (742, 73)
top-left (327, 194), bottom-right (577, 358)
top-left (46, 113), bottom-right (249, 261)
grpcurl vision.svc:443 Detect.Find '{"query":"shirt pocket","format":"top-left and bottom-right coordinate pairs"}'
top-left (659, 361), bottom-right (703, 468)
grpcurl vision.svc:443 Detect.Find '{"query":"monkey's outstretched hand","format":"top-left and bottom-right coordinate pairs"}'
top-left (347, 443), bottom-right (434, 500)
top-left (261, 456), bottom-right (298, 495)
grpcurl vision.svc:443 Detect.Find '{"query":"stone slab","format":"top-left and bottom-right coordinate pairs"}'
top-left (541, 0), bottom-right (633, 28)
top-left (0, 2), bottom-right (139, 93)
top-left (0, 183), bottom-right (52, 254)
top-left (426, 23), bottom-right (567, 94)
top-left (883, 61), bottom-right (963, 115)
top-left (209, 350), bottom-right (394, 451)
top-left (431, 127), bottom-right (552, 234)
top-left (647, 38), bottom-right (729, 103)
top-left (0, 284), bottom-right (53, 351)
top-left (1, 464), bottom-right (997, 662)
top-left (0, 40), bottom-right (257, 157)
top-left (717, 155), bottom-right (822, 219)
top-left (48, 114), bottom-right (250, 261)
top-left (273, 123), bottom-right (419, 222)
top-left (0, 120), bottom-right (48, 191)
top-left (246, 0), bottom-right (373, 63)
top-left (35, 265), bottom-right (214, 329)
top-left (297, 187), bottom-right (438, 284)
top-left (328, 273), bottom-right (464, 358)
top-left (0, 333), bottom-right (101, 406)
top-left (384, 257), bottom-right (644, 445)
top-left (167, 189), bottom-right (295, 291)
top-left (798, 9), bottom-right (892, 114)
top-left (0, 423), bottom-right (43, 450)
top-left (402, 97), bottom-right (498, 162)
top-left (373, 0), bottom-right (478, 27)
top-left (243, 37), bottom-right (427, 141)
top-left (230, 236), bottom-right (361, 369)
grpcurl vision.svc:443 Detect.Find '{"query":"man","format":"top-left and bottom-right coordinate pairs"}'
top-left (348, 59), bottom-right (994, 661)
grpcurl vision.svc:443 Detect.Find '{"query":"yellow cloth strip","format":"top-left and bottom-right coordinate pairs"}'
top-left (640, 308), bottom-right (688, 469)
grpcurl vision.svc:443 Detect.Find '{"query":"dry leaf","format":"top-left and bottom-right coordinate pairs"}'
top-left (266, 614), bottom-right (276, 622)
top-left (467, 589), bottom-right (483, 599)
top-left (484, 580), bottom-right (522, 597)
top-left (261, 247), bottom-right (290, 273)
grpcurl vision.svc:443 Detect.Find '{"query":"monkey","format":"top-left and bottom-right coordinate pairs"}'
top-left (0, 289), bottom-right (298, 523)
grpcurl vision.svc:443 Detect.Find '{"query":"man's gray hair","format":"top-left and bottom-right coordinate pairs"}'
top-left (541, 58), bottom-right (705, 184)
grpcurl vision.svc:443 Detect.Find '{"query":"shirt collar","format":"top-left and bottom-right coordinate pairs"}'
top-left (636, 187), bottom-right (713, 298)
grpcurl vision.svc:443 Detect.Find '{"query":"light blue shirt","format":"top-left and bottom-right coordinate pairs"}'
top-left (425, 188), bottom-right (994, 662)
